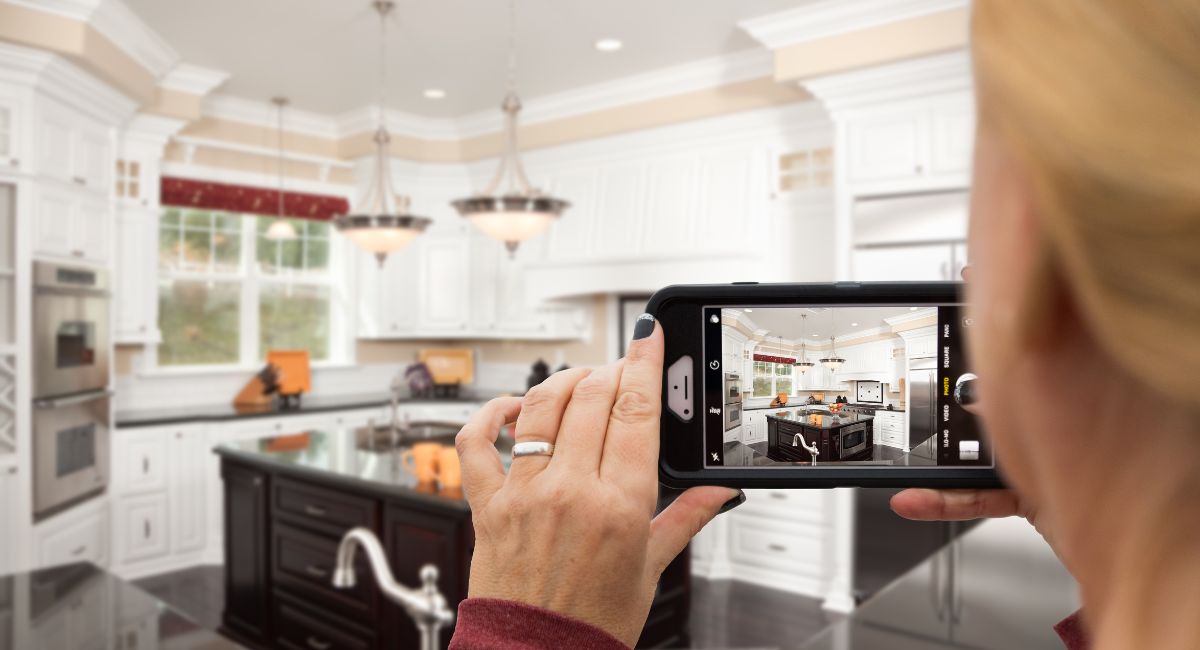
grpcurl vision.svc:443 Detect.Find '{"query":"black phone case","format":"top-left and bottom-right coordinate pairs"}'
top-left (648, 281), bottom-right (1005, 490)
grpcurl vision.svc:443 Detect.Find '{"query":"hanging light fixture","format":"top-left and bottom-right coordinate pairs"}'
top-left (794, 313), bottom-right (814, 374)
top-left (450, 0), bottom-right (569, 256)
top-left (265, 97), bottom-right (298, 241)
top-left (334, 0), bottom-right (431, 266)
top-left (820, 311), bottom-right (846, 372)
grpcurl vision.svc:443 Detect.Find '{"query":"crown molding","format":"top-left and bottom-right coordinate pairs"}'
top-left (159, 63), bottom-right (229, 97)
top-left (0, 41), bottom-right (137, 122)
top-left (122, 112), bottom-right (187, 143)
top-left (6, 0), bottom-right (179, 77)
top-left (884, 309), bottom-right (938, 327)
top-left (740, 0), bottom-right (968, 50)
top-left (803, 50), bottom-right (971, 113)
top-left (200, 93), bottom-right (341, 139)
top-left (161, 160), bottom-right (355, 197)
top-left (453, 48), bottom-right (774, 138)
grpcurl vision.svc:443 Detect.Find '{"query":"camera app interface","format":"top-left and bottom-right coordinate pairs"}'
top-left (703, 305), bottom-right (990, 469)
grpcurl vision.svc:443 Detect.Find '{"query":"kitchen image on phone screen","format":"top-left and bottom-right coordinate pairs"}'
top-left (705, 305), bottom-right (990, 469)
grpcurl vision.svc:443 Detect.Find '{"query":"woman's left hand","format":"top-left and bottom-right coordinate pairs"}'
top-left (455, 316), bottom-right (739, 646)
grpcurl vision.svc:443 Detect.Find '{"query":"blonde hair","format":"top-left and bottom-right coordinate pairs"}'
top-left (972, 1), bottom-right (1200, 407)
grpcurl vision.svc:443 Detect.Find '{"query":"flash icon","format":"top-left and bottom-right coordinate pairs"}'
top-left (711, 452), bottom-right (720, 462)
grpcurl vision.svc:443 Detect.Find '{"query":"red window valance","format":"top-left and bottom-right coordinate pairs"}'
top-left (160, 177), bottom-right (350, 221)
top-left (754, 354), bottom-right (796, 365)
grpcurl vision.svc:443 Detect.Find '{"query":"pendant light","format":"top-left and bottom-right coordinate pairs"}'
top-left (334, 0), bottom-right (431, 267)
top-left (450, 0), bottom-right (569, 256)
top-left (820, 311), bottom-right (846, 372)
top-left (794, 314), bottom-right (814, 374)
top-left (265, 97), bottom-right (297, 241)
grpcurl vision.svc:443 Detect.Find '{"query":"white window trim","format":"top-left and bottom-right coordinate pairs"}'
top-left (751, 359), bottom-right (798, 398)
top-left (146, 211), bottom-right (355, 373)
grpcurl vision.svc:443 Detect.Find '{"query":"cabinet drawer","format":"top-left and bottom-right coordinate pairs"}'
top-left (741, 489), bottom-right (827, 523)
top-left (114, 493), bottom-right (169, 564)
top-left (272, 524), bottom-right (378, 623)
top-left (274, 592), bottom-right (376, 650)
top-left (114, 432), bottom-right (167, 495)
top-left (727, 514), bottom-right (825, 578)
top-left (274, 478), bottom-right (379, 533)
top-left (38, 508), bottom-right (107, 568)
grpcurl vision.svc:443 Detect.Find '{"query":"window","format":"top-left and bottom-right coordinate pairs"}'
top-left (115, 159), bottom-right (140, 199)
top-left (157, 209), bottom-right (340, 368)
top-left (752, 360), bottom-right (796, 398)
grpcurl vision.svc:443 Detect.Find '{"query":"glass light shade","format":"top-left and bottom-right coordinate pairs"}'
top-left (265, 219), bottom-right (298, 240)
top-left (820, 357), bottom-right (845, 371)
top-left (334, 214), bottom-right (430, 266)
top-left (795, 361), bottom-right (814, 374)
top-left (452, 195), bottom-right (568, 253)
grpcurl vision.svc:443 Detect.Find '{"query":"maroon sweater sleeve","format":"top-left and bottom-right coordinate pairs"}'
top-left (1054, 611), bottom-right (1090, 650)
top-left (449, 598), bottom-right (630, 650)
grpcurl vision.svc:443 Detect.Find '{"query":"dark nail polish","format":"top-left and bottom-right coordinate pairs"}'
top-left (632, 313), bottom-right (655, 341)
top-left (717, 490), bottom-right (746, 515)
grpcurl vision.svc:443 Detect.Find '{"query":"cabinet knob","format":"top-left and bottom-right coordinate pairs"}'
top-left (73, 176), bottom-right (86, 186)
top-left (252, 477), bottom-right (262, 487)
top-left (915, 164), bottom-right (924, 174)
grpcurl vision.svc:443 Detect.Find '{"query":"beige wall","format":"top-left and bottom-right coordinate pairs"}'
top-left (773, 8), bottom-right (969, 81)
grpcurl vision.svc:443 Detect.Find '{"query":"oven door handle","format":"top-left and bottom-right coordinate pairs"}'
top-left (34, 389), bottom-right (113, 409)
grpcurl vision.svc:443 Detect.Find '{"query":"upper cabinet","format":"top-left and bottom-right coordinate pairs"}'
top-left (33, 185), bottom-right (110, 264)
top-left (0, 87), bottom-right (28, 172)
top-left (35, 99), bottom-right (113, 194)
top-left (844, 91), bottom-right (974, 193)
top-left (114, 209), bottom-right (160, 343)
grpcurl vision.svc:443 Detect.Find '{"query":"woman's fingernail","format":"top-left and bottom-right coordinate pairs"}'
top-left (717, 489), bottom-right (746, 515)
top-left (632, 313), bottom-right (656, 341)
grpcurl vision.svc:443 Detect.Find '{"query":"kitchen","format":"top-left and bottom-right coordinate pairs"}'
top-left (0, 0), bottom-right (1080, 648)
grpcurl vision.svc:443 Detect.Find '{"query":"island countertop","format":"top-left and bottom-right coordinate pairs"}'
top-left (214, 425), bottom-right (509, 511)
top-left (765, 410), bottom-right (875, 429)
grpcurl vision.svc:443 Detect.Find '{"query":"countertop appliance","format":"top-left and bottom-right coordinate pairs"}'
top-left (32, 261), bottom-right (111, 519)
top-left (908, 357), bottom-right (938, 461)
top-left (723, 373), bottom-right (742, 432)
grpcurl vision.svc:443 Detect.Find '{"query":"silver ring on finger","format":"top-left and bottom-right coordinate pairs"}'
top-left (512, 441), bottom-right (554, 458)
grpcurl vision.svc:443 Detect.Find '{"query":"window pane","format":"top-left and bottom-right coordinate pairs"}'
top-left (184, 210), bottom-right (212, 228)
top-left (180, 229), bottom-right (212, 270)
top-left (752, 360), bottom-right (773, 397)
top-left (157, 280), bottom-right (240, 366)
top-left (214, 212), bottom-right (241, 232)
top-left (776, 376), bottom-right (793, 395)
top-left (260, 284), bottom-right (330, 361)
top-left (161, 209), bottom-right (180, 227)
top-left (212, 229), bottom-right (241, 272)
top-left (304, 238), bottom-right (329, 272)
top-left (159, 224), bottom-right (180, 271)
top-left (305, 221), bottom-right (329, 238)
top-left (776, 363), bottom-right (792, 376)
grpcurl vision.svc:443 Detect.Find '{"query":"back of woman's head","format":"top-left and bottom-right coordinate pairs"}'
top-left (972, 0), bottom-right (1200, 407)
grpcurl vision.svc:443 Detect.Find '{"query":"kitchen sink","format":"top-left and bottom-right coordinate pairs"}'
top-left (355, 422), bottom-right (462, 450)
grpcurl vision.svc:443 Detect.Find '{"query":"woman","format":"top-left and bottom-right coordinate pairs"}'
top-left (451, 1), bottom-right (1200, 648)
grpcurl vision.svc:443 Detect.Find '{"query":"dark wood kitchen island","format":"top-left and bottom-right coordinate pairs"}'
top-left (767, 410), bottom-right (875, 464)
top-left (215, 426), bottom-right (690, 650)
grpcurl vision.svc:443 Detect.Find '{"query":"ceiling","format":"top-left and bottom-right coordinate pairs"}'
top-left (124, 0), bottom-right (808, 117)
top-left (733, 307), bottom-right (924, 342)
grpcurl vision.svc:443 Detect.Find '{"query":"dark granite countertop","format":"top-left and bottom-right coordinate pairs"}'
top-left (766, 410), bottom-right (875, 428)
top-left (115, 391), bottom-right (500, 429)
top-left (0, 562), bottom-right (243, 649)
top-left (214, 426), bottom-right (513, 511)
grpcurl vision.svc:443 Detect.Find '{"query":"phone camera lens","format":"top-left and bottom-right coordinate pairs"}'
top-left (684, 409), bottom-right (690, 415)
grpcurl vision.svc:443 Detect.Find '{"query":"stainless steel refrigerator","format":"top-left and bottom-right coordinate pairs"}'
top-left (908, 357), bottom-right (938, 461)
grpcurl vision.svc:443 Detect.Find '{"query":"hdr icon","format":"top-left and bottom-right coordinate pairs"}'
top-left (709, 407), bottom-right (721, 415)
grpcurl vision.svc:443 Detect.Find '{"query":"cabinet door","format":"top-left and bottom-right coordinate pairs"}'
top-left (847, 109), bottom-right (926, 185)
top-left (0, 96), bottom-right (21, 169)
top-left (36, 103), bottom-right (74, 184)
top-left (384, 506), bottom-right (469, 650)
top-left (37, 507), bottom-right (107, 568)
top-left (929, 94), bottom-right (975, 177)
top-left (114, 431), bottom-right (167, 496)
top-left (114, 493), bottom-right (169, 564)
top-left (852, 244), bottom-right (955, 282)
top-left (76, 126), bottom-right (111, 193)
top-left (418, 237), bottom-right (469, 331)
top-left (170, 428), bottom-right (207, 554)
top-left (114, 210), bottom-right (157, 342)
top-left (73, 198), bottom-right (110, 264)
top-left (34, 187), bottom-right (74, 258)
top-left (221, 462), bottom-right (270, 645)
top-left (0, 467), bottom-right (17, 575)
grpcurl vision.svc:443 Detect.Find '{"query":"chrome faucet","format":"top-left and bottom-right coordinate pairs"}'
top-left (793, 432), bottom-right (819, 465)
top-left (333, 527), bottom-right (455, 650)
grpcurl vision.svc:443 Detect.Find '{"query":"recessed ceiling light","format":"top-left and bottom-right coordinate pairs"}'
top-left (594, 38), bottom-right (623, 52)
top-left (850, 322), bottom-right (859, 327)
top-left (744, 308), bottom-right (753, 313)
top-left (423, 88), bottom-right (446, 99)
top-left (910, 307), bottom-right (919, 311)
top-left (812, 334), bottom-right (819, 337)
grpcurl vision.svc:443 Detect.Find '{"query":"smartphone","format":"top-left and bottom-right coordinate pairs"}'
top-left (650, 282), bottom-right (1003, 489)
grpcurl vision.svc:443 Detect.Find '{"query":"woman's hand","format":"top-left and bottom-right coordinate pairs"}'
top-left (454, 316), bottom-right (740, 647)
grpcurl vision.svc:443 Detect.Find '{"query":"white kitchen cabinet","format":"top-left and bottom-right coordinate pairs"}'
top-left (907, 330), bottom-right (938, 359)
top-left (35, 100), bottom-right (112, 193)
top-left (852, 243), bottom-right (956, 282)
top-left (418, 236), bottom-right (470, 331)
top-left (874, 410), bottom-right (906, 449)
top-left (0, 466), bottom-right (17, 575)
top-left (0, 90), bottom-right (27, 171)
top-left (114, 209), bottom-right (159, 343)
top-left (844, 91), bottom-right (974, 192)
top-left (742, 410), bottom-right (769, 445)
top-left (33, 186), bottom-right (111, 264)
top-left (114, 430), bottom-right (168, 496)
top-left (169, 427), bottom-right (208, 555)
top-left (725, 510), bottom-right (829, 597)
top-left (35, 501), bottom-right (108, 569)
top-left (113, 493), bottom-right (169, 565)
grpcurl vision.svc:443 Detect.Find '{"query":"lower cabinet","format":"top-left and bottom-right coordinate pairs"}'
top-left (34, 502), bottom-right (108, 569)
top-left (222, 462), bottom-right (271, 647)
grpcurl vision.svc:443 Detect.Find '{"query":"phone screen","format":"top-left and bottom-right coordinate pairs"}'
top-left (702, 304), bottom-right (991, 470)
